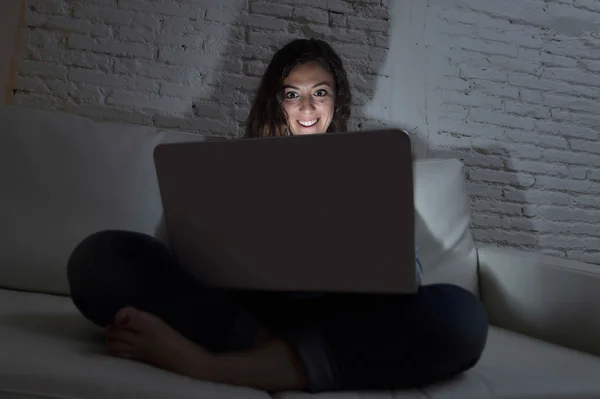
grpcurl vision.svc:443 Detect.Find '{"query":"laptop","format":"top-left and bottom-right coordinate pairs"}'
top-left (153, 129), bottom-right (417, 294)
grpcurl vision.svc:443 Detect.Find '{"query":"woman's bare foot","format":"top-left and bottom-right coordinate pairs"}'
top-left (106, 307), bottom-right (308, 391)
top-left (106, 306), bottom-right (212, 378)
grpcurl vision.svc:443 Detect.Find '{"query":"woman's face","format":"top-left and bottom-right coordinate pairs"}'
top-left (282, 61), bottom-right (336, 135)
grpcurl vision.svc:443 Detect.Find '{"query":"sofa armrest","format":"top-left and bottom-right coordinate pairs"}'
top-left (477, 245), bottom-right (600, 357)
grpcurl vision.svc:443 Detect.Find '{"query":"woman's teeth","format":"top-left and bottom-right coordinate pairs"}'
top-left (298, 119), bottom-right (318, 127)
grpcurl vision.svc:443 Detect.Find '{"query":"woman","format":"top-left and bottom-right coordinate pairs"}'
top-left (67, 38), bottom-right (488, 393)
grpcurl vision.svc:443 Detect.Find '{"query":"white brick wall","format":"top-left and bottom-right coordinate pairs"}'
top-left (9, 0), bottom-right (600, 265)
top-left (419, 0), bottom-right (600, 264)
top-left (12, 0), bottom-right (391, 133)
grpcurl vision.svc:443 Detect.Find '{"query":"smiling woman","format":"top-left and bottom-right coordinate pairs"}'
top-left (67, 38), bottom-right (488, 394)
top-left (244, 39), bottom-right (351, 137)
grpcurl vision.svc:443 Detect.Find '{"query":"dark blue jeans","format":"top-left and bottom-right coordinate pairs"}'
top-left (67, 230), bottom-right (488, 392)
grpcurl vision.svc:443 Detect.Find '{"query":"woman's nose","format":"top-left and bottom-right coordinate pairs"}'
top-left (299, 96), bottom-right (316, 111)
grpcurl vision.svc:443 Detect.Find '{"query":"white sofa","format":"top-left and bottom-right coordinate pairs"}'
top-left (1, 103), bottom-right (600, 399)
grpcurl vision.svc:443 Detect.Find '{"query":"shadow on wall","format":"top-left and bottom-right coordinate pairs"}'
top-left (416, 130), bottom-right (539, 252)
top-left (150, 0), bottom-right (392, 235)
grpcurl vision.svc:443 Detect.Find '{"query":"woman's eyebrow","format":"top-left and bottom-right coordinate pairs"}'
top-left (283, 81), bottom-right (332, 90)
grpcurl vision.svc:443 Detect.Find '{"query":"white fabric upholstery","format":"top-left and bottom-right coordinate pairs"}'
top-left (478, 245), bottom-right (600, 358)
top-left (414, 159), bottom-right (478, 294)
top-left (275, 327), bottom-right (600, 399)
top-left (2, 288), bottom-right (600, 399)
top-left (0, 105), bottom-right (202, 295)
top-left (0, 289), bottom-right (269, 399)
top-left (2, 104), bottom-right (600, 399)
top-left (0, 104), bottom-right (478, 296)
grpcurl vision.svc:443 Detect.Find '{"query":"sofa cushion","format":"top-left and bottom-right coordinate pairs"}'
top-left (275, 328), bottom-right (600, 399)
top-left (413, 159), bottom-right (478, 294)
top-left (3, 288), bottom-right (600, 399)
top-left (0, 288), bottom-right (270, 399)
top-left (0, 104), bottom-right (477, 296)
top-left (0, 105), bottom-right (202, 295)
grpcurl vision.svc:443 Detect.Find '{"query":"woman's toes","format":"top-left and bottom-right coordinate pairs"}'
top-left (114, 306), bottom-right (137, 327)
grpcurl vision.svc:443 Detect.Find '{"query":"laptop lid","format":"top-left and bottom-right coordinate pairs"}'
top-left (153, 129), bottom-right (416, 294)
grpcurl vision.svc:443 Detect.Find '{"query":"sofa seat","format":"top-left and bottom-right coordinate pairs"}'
top-left (2, 288), bottom-right (600, 399)
top-left (0, 288), bottom-right (269, 399)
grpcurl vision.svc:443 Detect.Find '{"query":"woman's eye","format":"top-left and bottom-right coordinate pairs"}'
top-left (285, 92), bottom-right (298, 99)
top-left (314, 89), bottom-right (328, 96)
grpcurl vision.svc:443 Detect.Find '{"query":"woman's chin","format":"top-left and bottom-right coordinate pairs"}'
top-left (291, 127), bottom-right (326, 135)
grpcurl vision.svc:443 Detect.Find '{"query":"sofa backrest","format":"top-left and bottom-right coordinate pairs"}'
top-left (0, 105), bottom-right (478, 296)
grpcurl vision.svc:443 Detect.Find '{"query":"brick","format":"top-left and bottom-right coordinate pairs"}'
top-left (158, 48), bottom-right (215, 68)
top-left (581, 59), bottom-right (600, 72)
top-left (535, 120), bottom-right (599, 140)
top-left (326, 0), bottom-right (353, 14)
top-left (460, 66), bottom-right (508, 82)
top-left (518, 48), bottom-right (578, 68)
top-left (472, 228), bottom-right (538, 246)
top-left (68, 35), bottom-right (155, 59)
top-left (544, 149), bottom-right (600, 166)
top-left (505, 100), bottom-right (550, 119)
top-left (26, 13), bottom-right (112, 37)
top-left (28, 48), bottom-right (114, 71)
top-left (529, 206), bottom-right (600, 223)
top-left (470, 169), bottom-right (535, 187)
top-left (571, 140), bottom-right (600, 155)
top-left (74, 5), bottom-right (160, 30)
top-left (159, 82), bottom-right (210, 98)
top-left (588, 169), bottom-right (600, 182)
top-left (472, 200), bottom-right (522, 216)
top-left (570, 113), bottom-right (600, 130)
top-left (544, 93), bottom-right (598, 114)
top-left (46, 80), bottom-right (103, 102)
top-left (242, 14), bottom-right (288, 30)
top-left (538, 234), bottom-right (589, 249)
top-left (192, 101), bottom-right (233, 119)
top-left (107, 91), bottom-right (191, 114)
top-left (13, 76), bottom-right (49, 94)
top-left (292, 7), bottom-right (329, 24)
top-left (472, 80), bottom-right (520, 99)
top-left (247, 31), bottom-right (291, 47)
top-left (12, 92), bottom-right (59, 109)
top-left (506, 130), bottom-right (568, 149)
top-left (27, 30), bottom-right (66, 49)
top-left (441, 91), bottom-right (503, 109)
top-left (329, 12), bottom-right (346, 27)
top-left (245, 60), bottom-right (267, 76)
top-left (119, 0), bottom-right (206, 18)
top-left (68, 68), bottom-right (158, 92)
top-left (489, 55), bottom-right (540, 75)
top-left (519, 89), bottom-right (544, 103)
top-left (544, 67), bottom-right (600, 87)
top-left (505, 188), bottom-right (573, 205)
top-left (17, 59), bottom-right (68, 79)
top-left (450, 37), bottom-right (519, 58)
top-left (470, 109), bottom-right (535, 130)
top-left (509, 72), bottom-right (600, 98)
top-left (115, 59), bottom-right (199, 82)
top-left (27, 0), bottom-right (69, 15)
top-left (435, 77), bottom-right (471, 92)
top-left (466, 182), bottom-right (504, 198)
top-left (249, 2), bottom-right (294, 17)
top-left (206, 6), bottom-right (237, 22)
top-left (347, 16), bottom-right (386, 32)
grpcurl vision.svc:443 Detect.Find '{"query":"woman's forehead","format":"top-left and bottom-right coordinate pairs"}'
top-left (284, 61), bottom-right (334, 86)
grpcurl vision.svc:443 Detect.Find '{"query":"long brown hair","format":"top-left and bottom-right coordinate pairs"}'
top-left (245, 38), bottom-right (352, 138)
